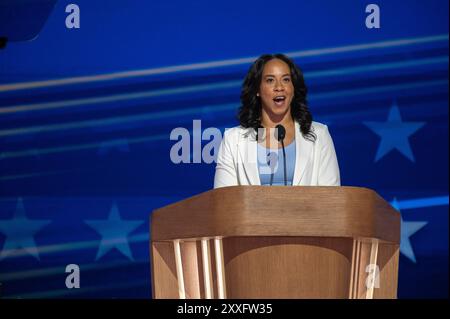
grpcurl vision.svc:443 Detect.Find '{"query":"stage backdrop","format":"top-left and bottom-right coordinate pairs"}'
top-left (0, 0), bottom-right (448, 298)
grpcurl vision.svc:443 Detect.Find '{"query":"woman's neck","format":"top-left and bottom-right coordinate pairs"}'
top-left (261, 112), bottom-right (295, 129)
top-left (259, 112), bottom-right (296, 148)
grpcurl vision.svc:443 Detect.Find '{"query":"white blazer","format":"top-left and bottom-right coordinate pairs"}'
top-left (214, 121), bottom-right (340, 188)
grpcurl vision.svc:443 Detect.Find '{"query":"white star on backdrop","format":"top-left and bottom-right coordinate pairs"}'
top-left (85, 203), bottom-right (144, 261)
top-left (0, 198), bottom-right (51, 260)
top-left (391, 198), bottom-right (428, 263)
top-left (364, 101), bottom-right (425, 162)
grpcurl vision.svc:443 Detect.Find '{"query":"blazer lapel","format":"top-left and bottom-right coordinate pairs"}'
top-left (292, 121), bottom-right (313, 185)
top-left (238, 128), bottom-right (261, 185)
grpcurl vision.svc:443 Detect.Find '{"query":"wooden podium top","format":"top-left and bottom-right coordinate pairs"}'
top-left (151, 186), bottom-right (400, 243)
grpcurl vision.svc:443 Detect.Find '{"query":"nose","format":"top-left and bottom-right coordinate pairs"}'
top-left (274, 80), bottom-right (285, 91)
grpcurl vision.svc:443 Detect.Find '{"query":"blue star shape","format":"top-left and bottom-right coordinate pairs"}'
top-left (85, 203), bottom-right (144, 261)
top-left (97, 138), bottom-right (130, 156)
top-left (391, 198), bottom-right (427, 263)
top-left (364, 102), bottom-right (425, 162)
top-left (0, 198), bottom-right (51, 260)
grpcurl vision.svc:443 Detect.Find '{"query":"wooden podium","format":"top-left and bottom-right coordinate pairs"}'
top-left (150, 186), bottom-right (400, 299)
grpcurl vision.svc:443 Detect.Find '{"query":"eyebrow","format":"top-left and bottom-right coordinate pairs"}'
top-left (264, 74), bottom-right (291, 78)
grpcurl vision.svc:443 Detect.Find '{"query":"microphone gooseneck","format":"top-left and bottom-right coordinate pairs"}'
top-left (275, 124), bottom-right (287, 186)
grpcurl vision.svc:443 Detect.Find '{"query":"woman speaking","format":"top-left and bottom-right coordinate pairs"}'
top-left (214, 54), bottom-right (340, 188)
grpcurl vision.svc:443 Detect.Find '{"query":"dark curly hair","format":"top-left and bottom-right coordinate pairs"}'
top-left (238, 53), bottom-right (316, 142)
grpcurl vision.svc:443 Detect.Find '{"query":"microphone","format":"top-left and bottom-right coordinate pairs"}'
top-left (275, 124), bottom-right (287, 186)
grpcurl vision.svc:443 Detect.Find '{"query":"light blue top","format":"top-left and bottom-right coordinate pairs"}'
top-left (257, 141), bottom-right (296, 186)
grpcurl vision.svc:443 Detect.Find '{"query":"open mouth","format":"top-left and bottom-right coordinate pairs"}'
top-left (273, 96), bottom-right (286, 106)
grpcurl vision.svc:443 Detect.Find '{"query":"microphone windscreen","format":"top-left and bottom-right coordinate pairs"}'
top-left (275, 124), bottom-right (286, 141)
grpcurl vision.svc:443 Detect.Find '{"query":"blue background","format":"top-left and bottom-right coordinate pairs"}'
top-left (0, 0), bottom-right (448, 298)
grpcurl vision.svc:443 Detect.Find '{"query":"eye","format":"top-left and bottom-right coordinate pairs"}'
top-left (283, 77), bottom-right (291, 83)
top-left (266, 78), bottom-right (274, 83)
